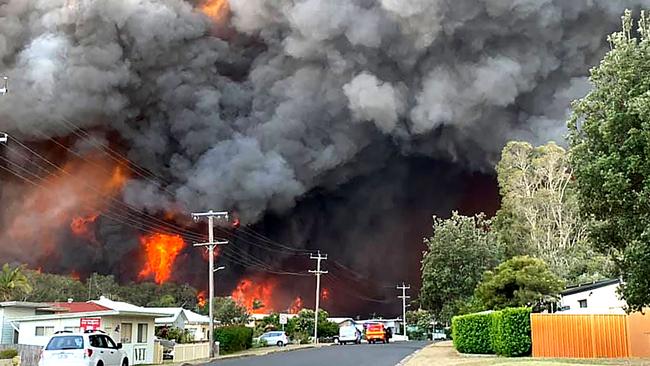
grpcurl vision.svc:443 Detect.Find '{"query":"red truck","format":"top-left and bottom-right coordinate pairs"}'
top-left (365, 323), bottom-right (388, 344)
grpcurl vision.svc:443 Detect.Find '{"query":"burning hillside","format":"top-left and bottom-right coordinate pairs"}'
top-left (0, 0), bottom-right (645, 314)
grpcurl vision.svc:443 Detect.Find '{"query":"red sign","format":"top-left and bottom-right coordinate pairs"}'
top-left (80, 318), bottom-right (101, 331)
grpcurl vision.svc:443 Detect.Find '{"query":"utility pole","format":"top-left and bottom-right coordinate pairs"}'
top-left (192, 210), bottom-right (229, 358)
top-left (1, 77), bottom-right (7, 144)
top-left (397, 283), bottom-right (411, 337)
top-left (309, 251), bottom-right (327, 344)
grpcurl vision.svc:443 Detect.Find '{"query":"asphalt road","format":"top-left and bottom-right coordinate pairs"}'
top-left (205, 341), bottom-right (431, 366)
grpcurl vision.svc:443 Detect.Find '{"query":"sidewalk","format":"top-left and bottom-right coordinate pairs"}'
top-left (165, 343), bottom-right (332, 365)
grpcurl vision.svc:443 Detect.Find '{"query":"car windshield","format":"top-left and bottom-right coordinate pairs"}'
top-left (46, 336), bottom-right (84, 350)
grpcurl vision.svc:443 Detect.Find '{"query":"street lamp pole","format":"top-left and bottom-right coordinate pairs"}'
top-left (1, 76), bottom-right (7, 144)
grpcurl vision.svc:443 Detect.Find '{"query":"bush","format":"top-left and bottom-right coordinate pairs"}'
top-left (491, 307), bottom-right (531, 356)
top-left (0, 349), bottom-right (18, 359)
top-left (214, 326), bottom-right (253, 354)
top-left (407, 328), bottom-right (427, 341)
top-left (452, 312), bottom-right (494, 354)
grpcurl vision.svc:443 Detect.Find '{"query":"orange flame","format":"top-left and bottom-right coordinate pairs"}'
top-left (231, 278), bottom-right (276, 314)
top-left (288, 297), bottom-right (303, 314)
top-left (138, 233), bottom-right (186, 284)
top-left (197, 291), bottom-right (207, 308)
top-left (70, 212), bottom-right (100, 243)
top-left (1, 152), bottom-right (129, 263)
top-left (70, 271), bottom-right (81, 281)
top-left (322, 288), bottom-right (330, 301)
top-left (201, 0), bottom-right (230, 22)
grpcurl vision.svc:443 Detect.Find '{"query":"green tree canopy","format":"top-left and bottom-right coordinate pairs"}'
top-left (419, 212), bottom-right (502, 322)
top-left (569, 10), bottom-right (650, 312)
top-left (475, 256), bottom-right (564, 310)
top-left (494, 141), bottom-right (611, 283)
top-left (214, 297), bottom-right (250, 326)
top-left (0, 264), bottom-right (32, 301)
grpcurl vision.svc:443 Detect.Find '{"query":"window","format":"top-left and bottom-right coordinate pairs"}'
top-left (35, 327), bottom-right (54, 337)
top-left (102, 335), bottom-right (118, 349)
top-left (89, 335), bottom-right (107, 348)
top-left (121, 323), bottom-right (132, 344)
top-left (45, 336), bottom-right (84, 350)
top-left (137, 324), bottom-right (148, 343)
top-left (579, 299), bottom-right (588, 308)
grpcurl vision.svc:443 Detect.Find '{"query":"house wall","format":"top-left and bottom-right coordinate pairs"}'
top-left (185, 323), bottom-right (209, 341)
top-left (560, 284), bottom-right (626, 314)
top-left (17, 315), bottom-right (157, 365)
top-left (0, 308), bottom-right (38, 345)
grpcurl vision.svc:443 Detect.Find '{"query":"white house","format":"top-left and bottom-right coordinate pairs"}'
top-left (559, 278), bottom-right (626, 314)
top-left (0, 302), bottom-right (62, 345)
top-left (14, 297), bottom-right (172, 365)
top-left (148, 308), bottom-right (210, 341)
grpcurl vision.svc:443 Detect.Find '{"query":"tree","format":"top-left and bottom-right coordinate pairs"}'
top-left (214, 297), bottom-right (250, 326)
top-left (569, 10), bottom-right (650, 312)
top-left (406, 309), bottom-right (433, 332)
top-left (494, 141), bottom-right (610, 283)
top-left (474, 256), bottom-right (564, 310)
top-left (419, 212), bottom-right (502, 322)
top-left (0, 264), bottom-right (32, 301)
top-left (292, 309), bottom-right (337, 339)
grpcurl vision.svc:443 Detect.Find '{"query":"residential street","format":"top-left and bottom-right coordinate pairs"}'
top-left (205, 341), bottom-right (431, 366)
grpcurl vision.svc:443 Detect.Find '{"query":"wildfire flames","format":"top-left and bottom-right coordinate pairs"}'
top-left (231, 278), bottom-right (275, 314)
top-left (200, 0), bottom-right (230, 22)
top-left (322, 288), bottom-right (330, 301)
top-left (1, 152), bottom-right (129, 263)
top-left (70, 212), bottom-right (100, 244)
top-left (288, 297), bottom-right (303, 314)
top-left (138, 233), bottom-right (186, 284)
top-left (197, 291), bottom-right (207, 308)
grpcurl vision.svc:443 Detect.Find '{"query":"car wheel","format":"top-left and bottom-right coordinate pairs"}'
top-left (122, 359), bottom-right (129, 366)
top-left (277, 341), bottom-right (284, 347)
top-left (97, 362), bottom-right (103, 366)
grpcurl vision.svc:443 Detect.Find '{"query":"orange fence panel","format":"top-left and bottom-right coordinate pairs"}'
top-left (531, 314), bottom-right (630, 358)
top-left (628, 311), bottom-right (650, 357)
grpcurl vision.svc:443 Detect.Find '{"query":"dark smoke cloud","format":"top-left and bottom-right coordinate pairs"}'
top-left (1, 0), bottom-right (643, 223)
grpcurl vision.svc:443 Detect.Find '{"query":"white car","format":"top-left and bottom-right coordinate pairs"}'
top-left (39, 331), bottom-right (129, 366)
top-left (337, 325), bottom-right (362, 345)
top-left (256, 331), bottom-right (289, 347)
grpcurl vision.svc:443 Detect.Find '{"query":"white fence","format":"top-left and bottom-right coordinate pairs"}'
top-left (173, 342), bottom-right (210, 363)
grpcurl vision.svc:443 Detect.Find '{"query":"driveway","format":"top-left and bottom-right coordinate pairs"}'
top-left (204, 341), bottom-right (430, 366)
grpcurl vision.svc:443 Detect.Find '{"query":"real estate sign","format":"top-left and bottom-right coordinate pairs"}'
top-left (80, 317), bottom-right (101, 331)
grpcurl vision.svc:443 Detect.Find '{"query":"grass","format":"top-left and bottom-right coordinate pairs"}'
top-left (404, 343), bottom-right (650, 366)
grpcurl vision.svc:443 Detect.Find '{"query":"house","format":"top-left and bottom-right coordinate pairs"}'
top-left (148, 307), bottom-right (210, 341)
top-left (14, 296), bottom-right (172, 365)
top-left (558, 278), bottom-right (626, 314)
top-left (0, 302), bottom-right (63, 345)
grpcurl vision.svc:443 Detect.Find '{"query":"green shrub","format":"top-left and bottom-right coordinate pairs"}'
top-left (214, 326), bottom-right (253, 354)
top-left (0, 349), bottom-right (18, 359)
top-left (452, 312), bottom-right (494, 354)
top-left (491, 307), bottom-right (531, 356)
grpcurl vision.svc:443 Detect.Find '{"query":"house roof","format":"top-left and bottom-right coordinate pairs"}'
top-left (0, 301), bottom-right (57, 309)
top-left (562, 278), bottom-right (621, 296)
top-left (49, 302), bottom-right (112, 313)
top-left (92, 297), bottom-right (174, 318)
top-left (147, 307), bottom-right (210, 325)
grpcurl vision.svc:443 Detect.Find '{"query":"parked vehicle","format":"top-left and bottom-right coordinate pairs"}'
top-left (255, 331), bottom-right (289, 347)
top-left (365, 323), bottom-right (387, 344)
top-left (337, 325), bottom-right (362, 345)
top-left (39, 331), bottom-right (128, 366)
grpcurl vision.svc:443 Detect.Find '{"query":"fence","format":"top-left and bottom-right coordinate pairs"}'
top-left (173, 342), bottom-right (210, 363)
top-left (0, 345), bottom-right (42, 366)
top-left (531, 312), bottom-right (650, 358)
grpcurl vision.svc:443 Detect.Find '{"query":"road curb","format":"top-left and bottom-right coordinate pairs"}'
top-left (395, 342), bottom-right (434, 366)
top-left (176, 343), bottom-right (333, 365)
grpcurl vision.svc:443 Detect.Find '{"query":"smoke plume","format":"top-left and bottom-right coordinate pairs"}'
top-left (0, 0), bottom-right (644, 313)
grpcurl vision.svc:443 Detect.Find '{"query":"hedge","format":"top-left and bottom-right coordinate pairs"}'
top-left (492, 307), bottom-right (531, 356)
top-left (214, 326), bottom-right (253, 354)
top-left (452, 307), bottom-right (531, 357)
top-left (0, 349), bottom-right (17, 359)
top-left (452, 312), bottom-right (494, 354)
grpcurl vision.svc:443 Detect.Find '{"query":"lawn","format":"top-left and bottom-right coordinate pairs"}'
top-left (404, 343), bottom-right (650, 366)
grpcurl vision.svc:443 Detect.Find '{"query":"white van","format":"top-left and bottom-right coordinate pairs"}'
top-left (337, 325), bottom-right (361, 345)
